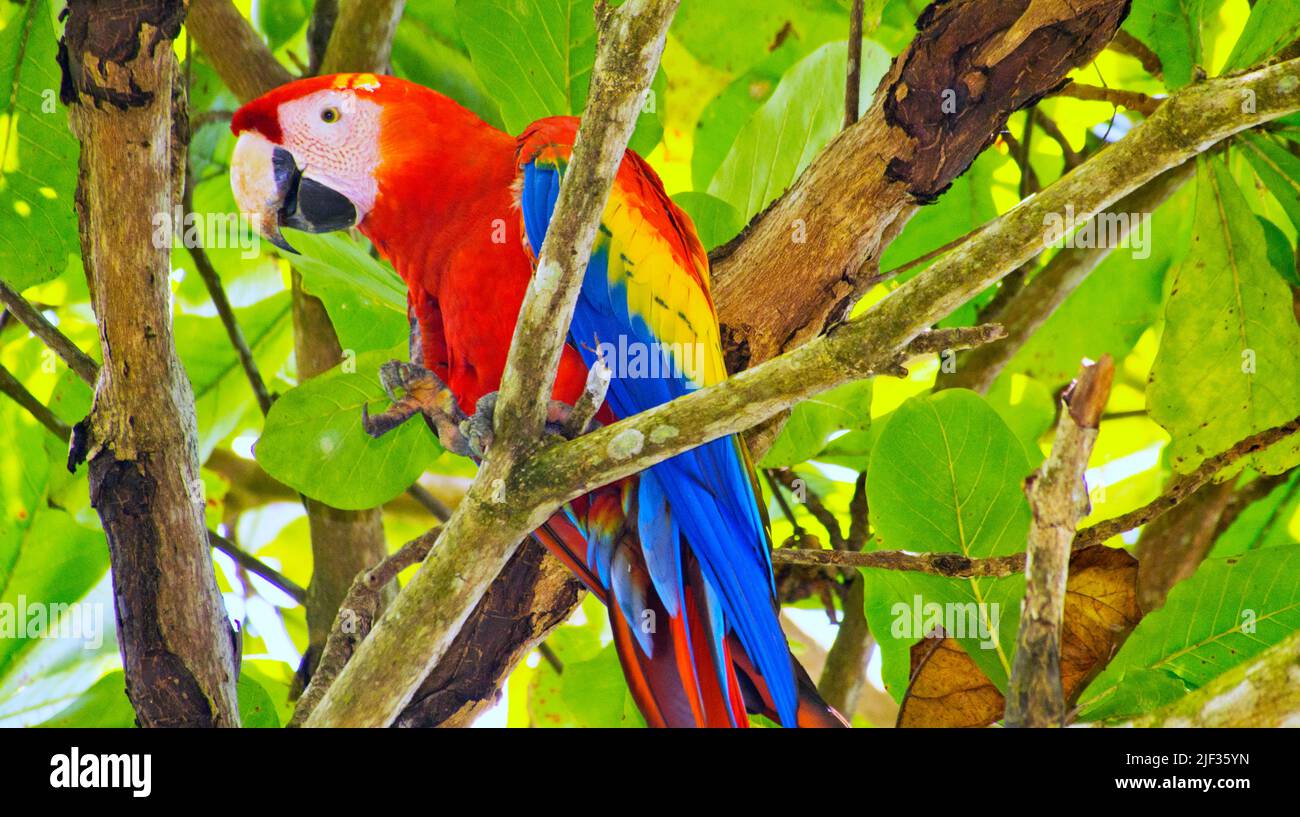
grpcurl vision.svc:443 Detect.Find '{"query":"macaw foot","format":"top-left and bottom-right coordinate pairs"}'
top-left (362, 360), bottom-right (473, 456)
top-left (460, 359), bottom-right (611, 458)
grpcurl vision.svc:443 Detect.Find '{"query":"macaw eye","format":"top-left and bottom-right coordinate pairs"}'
top-left (320, 107), bottom-right (341, 124)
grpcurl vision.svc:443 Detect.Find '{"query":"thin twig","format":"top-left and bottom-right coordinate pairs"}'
top-left (182, 175), bottom-right (275, 416)
top-left (0, 364), bottom-right (71, 439)
top-left (405, 483), bottom-right (453, 521)
top-left (1056, 81), bottom-right (1162, 116)
top-left (1034, 109), bottom-right (1083, 170)
top-left (772, 468), bottom-right (844, 549)
top-left (290, 529), bottom-right (439, 727)
top-left (0, 280), bottom-right (98, 386)
top-left (772, 546), bottom-right (1028, 577)
top-left (209, 530), bottom-right (307, 603)
top-left (1075, 413), bottom-right (1300, 548)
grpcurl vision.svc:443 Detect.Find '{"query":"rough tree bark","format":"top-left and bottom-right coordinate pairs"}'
top-left (710, 0), bottom-right (1131, 371)
top-left (1005, 356), bottom-right (1113, 728)
top-left (60, 0), bottom-right (239, 726)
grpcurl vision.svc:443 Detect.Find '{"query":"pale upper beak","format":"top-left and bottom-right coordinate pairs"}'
top-left (230, 130), bottom-right (358, 254)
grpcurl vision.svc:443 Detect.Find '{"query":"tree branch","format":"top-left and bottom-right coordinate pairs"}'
top-left (1056, 80), bottom-right (1162, 116)
top-left (936, 159), bottom-right (1195, 393)
top-left (0, 364), bottom-right (71, 440)
top-left (1006, 355), bottom-right (1113, 728)
top-left (709, 0), bottom-right (1133, 369)
top-left (0, 279), bottom-right (99, 386)
top-left (319, 0), bottom-right (406, 75)
top-left (1075, 414), bottom-right (1300, 548)
top-left (209, 530), bottom-right (307, 603)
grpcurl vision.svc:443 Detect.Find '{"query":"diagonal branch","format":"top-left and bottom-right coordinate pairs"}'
top-left (0, 279), bottom-right (99, 386)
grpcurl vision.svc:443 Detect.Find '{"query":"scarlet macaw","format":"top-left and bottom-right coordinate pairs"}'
top-left (230, 73), bottom-right (844, 727)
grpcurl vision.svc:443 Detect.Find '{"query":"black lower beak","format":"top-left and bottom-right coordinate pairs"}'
top-left (269, 147), bottom-right (358, 253)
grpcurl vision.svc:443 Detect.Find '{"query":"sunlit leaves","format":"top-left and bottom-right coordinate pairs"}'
top-left (864, 390), bottom-right (1032, 690)
top-left (1078, 544), bottom-right (1300, 721)
top-left (0, 0), bottom-right (80, 289)
top-left (1124, 0), bottom-right (1223, 89)
top-left (256, 349), bottom-right (443, 510)
top-left (761, 380), bottom-right (872, 469)
top-left (1149, 158), bottom-right (1300, 475)
top-left (707, 40), bottom-right (889, 223)
top-left (1222, 0), bottom-right (1300, 72)
top-left (455, 0), bottom-right (665, 153)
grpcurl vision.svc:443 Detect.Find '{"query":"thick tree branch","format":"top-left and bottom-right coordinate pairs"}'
top-left (187, 0), bottom-right (293, 100)
top-left (304, 0), bottom-right (679, 728)
top-left (62, 0), bottom-right (239, 727)
top-left (710, 0), bottom-right (1132, 370)
top-left (320, 0), bottom-right (406, 75)
top-left (1006, 356), bottom-right (1113, 728)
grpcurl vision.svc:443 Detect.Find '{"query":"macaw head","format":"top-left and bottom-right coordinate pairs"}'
top-left (230, 73), bottom-right (405, 253)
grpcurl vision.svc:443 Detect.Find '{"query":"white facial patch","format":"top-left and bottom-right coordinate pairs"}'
top-left (278, 89), bottom-right (383, 218)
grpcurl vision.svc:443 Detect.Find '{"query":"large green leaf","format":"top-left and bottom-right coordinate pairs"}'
top-left (863, 389), bottom-right (1032, 689)
top-left (455, 0), bottom-right (665, 152)
top-left (0, 0), bottom-right (80, 289)
top-left (1240, 133), bottom-right (1300, 236)
top-left (707, 40), bottom-right (890, 223)
top-left (671, 191), bottom-right (742, 251)
top-left (1078, 544), bottom-right (1300, 721)
top-left (392, 6), bottom-right (503, 128)
top-left (1222, 0), bottom-right (1300, 72)
top-left (1123, 0), bottom-right (1223, 90)
top-left (1149, 158), bottom-right (1300, 475)
top-left (673, 0), bottom-right (850, 77)
top-left (1008, 178), bottom-right (1193, 389)
top-left (35, 671), bottom-right (136, 728)
top-left (282, 231), bottom-right (410, 356)
top-left (256, 349), bottom-right (443, 509)
top-left (760, 379), bottom-right (872, 469)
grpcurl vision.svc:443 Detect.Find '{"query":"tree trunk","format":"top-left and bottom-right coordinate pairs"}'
top-left (61, 0), bottom-right (239, 727)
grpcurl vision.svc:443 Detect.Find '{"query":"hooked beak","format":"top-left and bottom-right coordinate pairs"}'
top-left (231, 131), bottom-right (358, 254)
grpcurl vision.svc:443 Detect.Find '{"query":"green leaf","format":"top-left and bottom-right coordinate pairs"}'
top-left (1212, 472), bottom-right (1300, 556)
top-left (393, 8), bottom-right (503, 128)
top-left (174, 292), bottom-right (294, 461)
top-left (1240, 133), bottom-right (1300, 236)
top-left (560, 642), bottom-right (645, 728)
top-left (760, 380), bottom-right (872, 469)
top-left (690, 37), bottom-right (804, 190)
top-left (1079, 544), bottom-right (1300, 721)
top-left (672, 191), bottom-right (743, 251)
top-left (237, 672), bottom-right (281, 728)
top-left (1222, 0), bottom-right (1300, 72)
top-left (0, 0), bottom-right (80, 289)
top-left (256, 349), bottom-right (443, 509)
top-left (1009, 181), bottom-right (1192, 389)
top-left (35, 671), bottom-right (137, 728)
top-left (255, 0), bottom-right (309, 52)
top-left (673, 0), bottom-right (850, 76)
top-left (1123, 0), bottom-right (1224, 89)
top-left (455, 0), bottom-right (665, 151)
top-left (864, 389), bottom-right (1032, 688)
top-left (707, 39), bottom-right (890, 223)
top-left (1149, 158), bottom-right (1300, 475)
top-left (282, 231), bottom-right (410, 355)
top-left (456, 0), bottom-right (594, 135)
